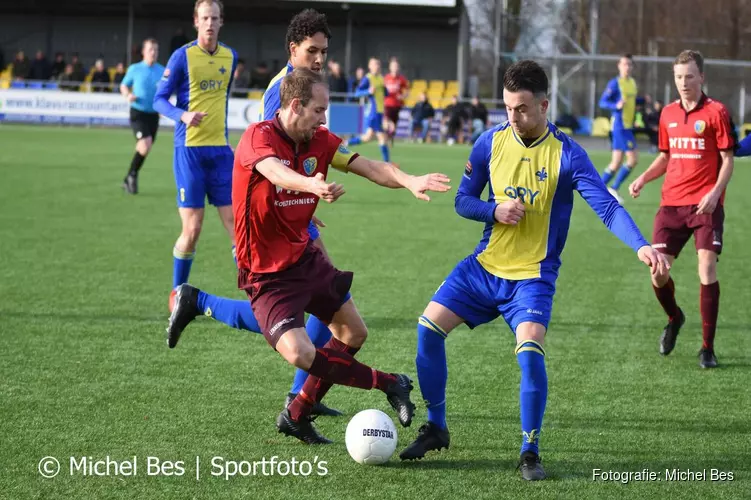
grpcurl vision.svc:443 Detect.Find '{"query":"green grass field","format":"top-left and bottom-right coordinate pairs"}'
top-left (1, 124), bottom-right (750, 499)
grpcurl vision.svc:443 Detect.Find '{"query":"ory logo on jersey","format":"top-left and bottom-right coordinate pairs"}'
top-left (504, 186), bottom-right (540, 205)
top-left (303, 157), bottom-right (318, 175)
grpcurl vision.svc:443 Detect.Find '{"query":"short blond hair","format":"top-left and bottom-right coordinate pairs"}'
top-left (674, 50), bottom-right (704, 73)
top-left (194, 0), bottom-right (224, 18)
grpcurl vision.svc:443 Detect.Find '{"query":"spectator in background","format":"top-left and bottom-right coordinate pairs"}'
top-left (170, 28), bottom-right (189, 55)
top-left (643, 99), bottom-right (663, 153)
top-left (231, 59), bottom-right (250, 97)
top-left (441, 96), bottom-right (467, 145)
top-left (91, 58), bottom-right (111, 92)
top-left (410, 92), bottom-right (435, 143)
top-left (350, 66), bottom-right (365, 95)
top-left (29, 50), bottom-right (52, 81)
top-left (51, 52), bottom-right (66, 79)
top-left (112, 62), bottom-right (126, 89)
top-left (70, 53), bottom-right (86, 82)
top-left (12, 50), bottom-right (30, 80)
top-left (57, 63), bottom-right (79, 91)
top-left (327, 61), bottom-right (348, 101)
top-left (249, 61), bottom-right (271, 90)
top-left (469, 96), bottom-right (489, 144)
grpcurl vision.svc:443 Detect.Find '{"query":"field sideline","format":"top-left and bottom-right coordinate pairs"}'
top-left (0, 124), bottom-right (749, 499)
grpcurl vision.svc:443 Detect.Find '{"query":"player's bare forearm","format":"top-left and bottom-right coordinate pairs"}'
top-left (348, 156), bottom-right (406, 189)
top-left (713, 151), bottom-right (734, 193)
top-left (639, 152), bottom-right (669, 184)
top-left (256, 158), bottom-right (319, 194)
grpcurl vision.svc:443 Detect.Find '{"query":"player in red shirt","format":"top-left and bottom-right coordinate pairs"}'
top-left (233, 68), bottom-right (450, 443)
top-left (629, 50), bottom-right (735, 368)
top-left (384, 57), bottom-right (409, 145)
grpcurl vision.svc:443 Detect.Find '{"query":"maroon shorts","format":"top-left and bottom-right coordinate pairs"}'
top-left (384, 106), bottom-right (401, 124)
top-left (652, 205), bottom-right (724, 257)
top-left (243, 242), bottom-right (353, 349)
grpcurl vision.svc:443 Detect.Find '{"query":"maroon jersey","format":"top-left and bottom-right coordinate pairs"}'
top-left (384, 73), bottom-right (409, 108)
top-left (233, 116), bottom-right (358, 275)
top-left (658, 94), bottom-right (735, 207)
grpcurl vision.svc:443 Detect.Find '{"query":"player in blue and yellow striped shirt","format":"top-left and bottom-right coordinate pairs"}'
top-left (599, 54), bottom-right (639, 203)
top-left (347, 57), bottom-right (391, 162)
top-left (153, 0), bottom-right (238, 310)
top-left (399, 61), bottom-right (668, 480)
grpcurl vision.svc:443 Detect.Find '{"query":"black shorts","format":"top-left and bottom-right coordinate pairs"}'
top-left (384, 106), bottom-right (402, 124)
top-left (130, 108), bottom-right (160, 141)
top-left (243, 241), bottom-right (353, 349)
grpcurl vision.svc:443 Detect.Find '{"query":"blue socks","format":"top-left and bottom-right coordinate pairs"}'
top-left (601, 168), bottom-right (615, 186)
top-left (197, 291), bottom-right (261, 333)
top-left (416, 316), bottom-right (448, 429)
top-left (348, 137), bottom-right (362, 146)
top-left (172, 247), bottom-right (195, 290)
top-left (380, 144), bottom-right (390, 162)
top-left (516, 340), bottom-right (548, 456)
top-left (611, 165), bottom-right (633, 190)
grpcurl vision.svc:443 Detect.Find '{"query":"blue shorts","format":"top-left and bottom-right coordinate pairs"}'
top-left (308, 220), bottom-right (320, 241)
top-left (365, 112), bottom-right (384, 133)
top-left (431, 255), bottom-right (556, 333)
top-left (173, 146), bottom-right (234, 208)
top-left (611, 129), bottom-right (636, 151)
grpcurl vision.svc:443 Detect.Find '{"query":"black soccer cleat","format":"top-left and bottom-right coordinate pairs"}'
top-left (385, 373), bottom-right (416, 427)
top-left (698, 348), bottom-right (718, 369)
top-left (399, 422), bottom-right (450, 461)
top-left (659, 308), bottom-right (685, 356)
top-left (518, 451), bottom-right (546, 481)
top-left (122, 174), bottom-right (138, 195)
top-left (166, 284), bottom-right (200, 348)
top-left (285, 393), bottom-right (344, 417)
top-left (276, 409), bottom-right (333, 445)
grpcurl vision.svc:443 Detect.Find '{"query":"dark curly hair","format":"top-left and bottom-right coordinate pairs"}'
top-left (503, 60), bottom-right (548, 98)
top-left (286, 9), bottom-right (331, 56)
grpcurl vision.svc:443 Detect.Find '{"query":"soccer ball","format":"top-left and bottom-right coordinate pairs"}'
top-left (345, 409), bottom-right (398, 465)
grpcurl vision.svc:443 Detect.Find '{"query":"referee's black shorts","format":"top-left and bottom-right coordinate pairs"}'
top-left (130, 108), bottom-right (160, 142)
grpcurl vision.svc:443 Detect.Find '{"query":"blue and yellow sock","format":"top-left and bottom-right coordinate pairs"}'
top-left (290, 291), bottom-right (352, 394)
top-left (610, 165), bottom-right (634, 190)
top-left (516, 340), bottom-right (548, 456)
top-left (231, 245), bottom-right (237, 267)
top-left (380, 144), bottom-right (390, 162)
top-left (348, 137), bottom-right (362, 146)
top-left (601, 168), bottom-right (615, 186)
top-left (172, 247), bottom-right (195, 290)
top-left (197, 291), bottom-right (261, 333)
top-left (416, 315), bottom-right (448, 429)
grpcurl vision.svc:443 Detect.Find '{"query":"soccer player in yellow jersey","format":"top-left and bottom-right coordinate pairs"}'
top-left (399, 60), bottom-right (668, 480)
top-left (154, 0), bottom-right (238, 310)
top-left (599, 53), bottom-right (639, 203)
top-left (347, 57), bottom-right (391, 162)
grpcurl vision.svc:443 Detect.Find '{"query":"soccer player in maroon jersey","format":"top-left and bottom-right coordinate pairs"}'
top-left (232, 68), bottom-right (451, 443)
top-left (384, 58), bottom-right (409, 145)
top-left (629, 50), bottom-right (736, 368)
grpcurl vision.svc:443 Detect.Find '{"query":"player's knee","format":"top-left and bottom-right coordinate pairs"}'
top-left (181, 220), bottom-right (203, 243)
top-left (281, 339), bottom-right (316, 369)
top-left (347, 323), bottom-right (368, 347)
top-left (652, 268), bottom-right (670, 288)
top-left (698, 257), bottom-right (717, 284)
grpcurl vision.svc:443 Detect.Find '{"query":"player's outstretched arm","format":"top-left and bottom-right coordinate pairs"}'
top-left (347, 156), bottom-right (450, 201)
top-left (255, 158), bottom-right (344, 203)
top-left (629, 152), bottom-right (668, 198)
top-left (571, 146), bottom-right (651, 253)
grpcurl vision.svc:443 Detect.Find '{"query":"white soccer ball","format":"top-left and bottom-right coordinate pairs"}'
top-left (345, 409), bottom-right (398, 465)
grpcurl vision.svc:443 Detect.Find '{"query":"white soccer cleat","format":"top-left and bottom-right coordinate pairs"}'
top-left (607, 186), bottom-right (624, 205)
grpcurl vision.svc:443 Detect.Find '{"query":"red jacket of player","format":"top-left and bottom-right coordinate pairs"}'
top-left (384, 73), bottom-right (409, 108)
top-left (658, 94), bottom-right (736, 207)
top-left (232, 116), bottom-right (358, 277)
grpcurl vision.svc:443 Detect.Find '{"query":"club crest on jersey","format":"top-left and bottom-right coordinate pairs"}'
top-left (536, 167), bottom-right (548, 182)
top-left (694, 120), bottom-right (706, 134)
top-left (303, 157), bottom-right (318, 175)
top-left (464, 161), bottom-right (472, 178)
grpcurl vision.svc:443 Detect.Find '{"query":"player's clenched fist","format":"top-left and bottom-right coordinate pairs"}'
top-left (310, 172), bottom-right (345, 203)
top-left (180, 111), bottom-right (207, 127)
top-left (494, 199), bottom-right (525, 225)
top-left (629, 176), bottom-right (646, 198)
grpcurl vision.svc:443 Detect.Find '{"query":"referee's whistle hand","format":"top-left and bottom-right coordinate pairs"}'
top-left (494, 199), bottom-right (525, 225)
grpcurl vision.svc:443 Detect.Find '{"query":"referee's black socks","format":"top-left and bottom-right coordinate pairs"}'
top-left (128, 152), bottom-right (146, 177)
